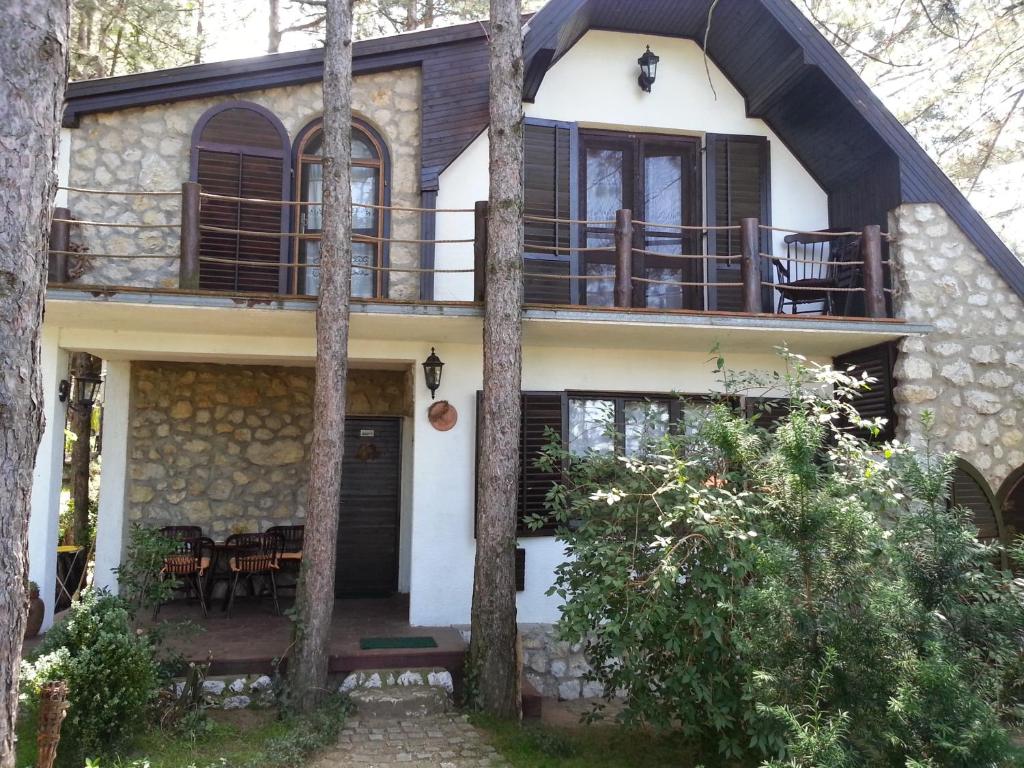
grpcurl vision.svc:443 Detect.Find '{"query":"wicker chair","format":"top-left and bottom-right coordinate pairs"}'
top-left (265, 525), bottom-right (304, 593)
top-left (159, 536), bottom-right (213, 617)
top-left (224, 532), bottom-right (283, 617)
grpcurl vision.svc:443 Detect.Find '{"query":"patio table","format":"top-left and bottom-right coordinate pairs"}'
top-left (55, 545), bottom-right (87, 611)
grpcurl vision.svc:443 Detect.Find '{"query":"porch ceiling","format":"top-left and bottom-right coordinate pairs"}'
top-left (45, 289), bottom-right (930, 361)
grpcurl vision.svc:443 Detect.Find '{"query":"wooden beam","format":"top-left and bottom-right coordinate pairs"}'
top-left (473, 200), bottom-right (488, 302)
top-left (861, 224), bottom-right (885, 318)
top-left (740, 217), bottom-right (762, 314)
top-left (179, 182), bottom-right (201, 290)
top-left (614, 208), bottom-right (632, 309)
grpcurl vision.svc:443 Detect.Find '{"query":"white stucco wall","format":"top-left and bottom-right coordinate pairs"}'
top-left (43, 309), bottom-right (817, 627)
top-left (434, 30), bottom-right (829, 301)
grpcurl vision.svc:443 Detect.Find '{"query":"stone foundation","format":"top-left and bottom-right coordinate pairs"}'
top-left (128, 362), bottom-right (410, 536)
top-left (520, 624), bottom-right (603, 701)
top-left (890, 203), bottom-right (1024, 492)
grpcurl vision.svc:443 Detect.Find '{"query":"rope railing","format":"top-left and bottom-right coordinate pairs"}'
top-left (58, 185), bottom-right (181, 197)
top-left (49, 187), bottom-right (894, 319)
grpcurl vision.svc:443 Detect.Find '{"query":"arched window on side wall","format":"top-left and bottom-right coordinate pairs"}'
top-left (191, 102), bottom-right (290, 293)
top-left (997, 466), bottom-right (1024, 571)
top-left (949, 459), bottom-right (1008, 566)
top-left (292, 117), bottom-right (390, 297)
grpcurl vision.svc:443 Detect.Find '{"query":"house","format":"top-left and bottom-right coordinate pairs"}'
top-left (28, 0), bottom-right (1024, 700)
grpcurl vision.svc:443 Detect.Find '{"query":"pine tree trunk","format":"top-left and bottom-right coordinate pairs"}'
top-left (0, 1), bottom-right (69, 765)
top-left (268, 0), bottom-right (282, 53)
top-left (67, 353), bottom-right (100, 546)
top-left (286, 0), bottom-right (353, 713)
top-left (468, 0), bottom-right (524, 719)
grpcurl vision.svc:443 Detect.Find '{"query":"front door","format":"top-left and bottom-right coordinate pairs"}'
top-left (335, 417), bottom-right (401, 597)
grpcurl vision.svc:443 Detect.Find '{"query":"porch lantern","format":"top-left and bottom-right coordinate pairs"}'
top-left (70, 371), bottom-right (103, 410)
top-left (422, 348), bottom-right (444, 399)
top-left (637, 45), bottom-right (659, 93)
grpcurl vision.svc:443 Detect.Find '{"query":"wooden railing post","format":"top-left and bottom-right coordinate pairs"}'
top-left (740, 217), bottom-right (762, 314)
top-left (48, 207), bottom-right (70, 284)
top-left (179, 181), bottom-right (201, 290)
top-left (473, 200), bottom-right (488, 302)
top-left (614, 208), bottom-right (633, 308)
top-left (861, 224), bottom-right (885, 318)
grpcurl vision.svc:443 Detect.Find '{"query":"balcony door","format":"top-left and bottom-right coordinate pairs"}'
top-left (580, 131), bottom-right (702, 309)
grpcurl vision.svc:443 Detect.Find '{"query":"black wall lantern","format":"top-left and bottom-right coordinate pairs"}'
top-left (422, 348), bottom-right (444, 399)
top-left (637, 45), bottom-right (659, 92)
top-left (59, 372), bottom-right (103, 410)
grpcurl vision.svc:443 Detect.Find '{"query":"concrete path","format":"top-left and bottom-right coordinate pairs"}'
top-left (311, 713), bottom-right (510, 768)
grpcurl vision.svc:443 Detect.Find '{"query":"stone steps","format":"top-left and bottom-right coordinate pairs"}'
top-left (339, 668), bottom-right (455, 718)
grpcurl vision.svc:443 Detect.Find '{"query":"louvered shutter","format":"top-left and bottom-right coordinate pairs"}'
top-left (950, 462), bottom-right (1002, 542)
top-left (193, 105), bottom-right (287, 293)
top-left (475, 391), bottom-right (564, 536)
top-left (706, 135), bottom-right (771, 312)
top-left (524, 121), bottom-right (574, 304)
top-left (833, 342), bottom-right (897, 442)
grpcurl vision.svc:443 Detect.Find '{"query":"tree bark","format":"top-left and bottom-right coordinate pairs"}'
top-left (287, 0), bottom-right (353, 713)
top-left (0, 1), bottom-right (69, 765)
top-left (67, 353), bottom-right (100, 547)
top-left (468, 0), bottom-right (524, 719)
top-left (268, 0), bottom-right (283, 53)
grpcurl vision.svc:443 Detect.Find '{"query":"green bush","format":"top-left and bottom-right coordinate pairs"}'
top-left (21, 588), bottom-right (161, 765)
top-left (115, 524), bottom-right (182, 614)
top-left (538, 352), bottom-right (1023, 766)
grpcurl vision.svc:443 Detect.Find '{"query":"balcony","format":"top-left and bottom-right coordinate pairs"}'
top-left (49, 183), bottom-right (895, 323)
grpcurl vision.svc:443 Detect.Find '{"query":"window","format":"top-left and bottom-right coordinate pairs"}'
top-left (523, 122), bottom-right (769, 311)
top-left (568, 395), bottom-right (680, 457)
top-left (832, 342), bottom-right (897, 442)
top-left (476, 391), bottom-right (693, 537)
top-left (293, 118), bottom-right (390, 297)
top-left (191, 102), bottom-right (290, 293)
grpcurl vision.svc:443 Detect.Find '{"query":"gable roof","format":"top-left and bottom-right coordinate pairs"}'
top-left (61, 0), bottom-right (1024, 297)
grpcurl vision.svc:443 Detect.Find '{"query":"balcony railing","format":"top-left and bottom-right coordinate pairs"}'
top-left (49, 184), bottom-right (893, 320)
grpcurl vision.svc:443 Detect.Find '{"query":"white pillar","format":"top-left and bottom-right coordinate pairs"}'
top-left (29, 325), bottom-right (68, 629)
top-left (93, 361), bottom-right (131, 592)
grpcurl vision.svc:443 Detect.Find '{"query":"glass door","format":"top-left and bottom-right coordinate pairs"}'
top-left (580, 131), bottom-right (701, 309)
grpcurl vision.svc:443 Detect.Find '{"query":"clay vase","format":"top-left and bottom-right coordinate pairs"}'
top-left (25, 583), bottom-right (44, 639)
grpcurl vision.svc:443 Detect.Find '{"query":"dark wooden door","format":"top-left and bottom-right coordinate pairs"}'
top-left (335, 417), bottom-right (401, 596)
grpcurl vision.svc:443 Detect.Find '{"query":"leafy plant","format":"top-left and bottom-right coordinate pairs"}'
top-left (115, 524), bottom-right (181, 614)
top-left (540, 351), bottom-right (1023, 766)
top-left (20, 588), bottom-right (162, 765)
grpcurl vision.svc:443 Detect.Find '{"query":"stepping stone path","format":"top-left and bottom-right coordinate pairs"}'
top-left (311, 713), bottom-right (510, 768)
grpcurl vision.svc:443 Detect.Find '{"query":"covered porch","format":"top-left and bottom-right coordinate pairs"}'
top-left (149, 595), bottom-right (466, 677)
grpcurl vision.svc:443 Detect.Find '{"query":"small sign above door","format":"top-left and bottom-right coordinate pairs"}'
top-left (359, 429), bottom-right (375, 437)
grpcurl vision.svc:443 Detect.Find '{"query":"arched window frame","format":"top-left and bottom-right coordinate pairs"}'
top-left (190, 101), bottom-right (291, 293)
top-left (951, 458), bottom-right (1009, 568)
top-left (291, 116), bottom-right (392, 297)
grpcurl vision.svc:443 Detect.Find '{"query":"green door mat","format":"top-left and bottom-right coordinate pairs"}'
top-left (360, 636), bottom-right (438, 650)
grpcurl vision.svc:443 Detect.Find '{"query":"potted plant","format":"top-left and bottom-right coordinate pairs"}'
top-left (25, 580), bottom-right (44, 638)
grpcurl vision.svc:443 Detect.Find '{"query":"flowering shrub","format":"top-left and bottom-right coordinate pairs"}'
top-left (21, 589), bottom-right (161, 765)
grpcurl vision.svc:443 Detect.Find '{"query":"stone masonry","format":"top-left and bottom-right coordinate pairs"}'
top-left (65, 69), bottom-right (422, 297)
top-left (891, 203), bottom-right (1024, 493)
top-left (127, 362), bottom-right (410, 535)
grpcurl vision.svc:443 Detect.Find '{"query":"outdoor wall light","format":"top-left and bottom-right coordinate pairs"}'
top-left (422, 348), bottom-right (444, 399)
top-left (637, 45), bottom-right (660, 92)
top-left (61, 372), bottom-right (103, 410)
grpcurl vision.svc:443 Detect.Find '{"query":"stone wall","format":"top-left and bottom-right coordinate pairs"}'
top-left (127, 362), bottom-right (410, 536)
top-left (66, 68), bottom-right (422, 298)
top-left (891, 203), bottom-right (1024, 492)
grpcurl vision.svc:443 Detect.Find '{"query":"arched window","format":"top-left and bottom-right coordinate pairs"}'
top-left (950, 459), bottom-right (1007, 564)
top-left (997, 467), bottom-right (1024, 571)
top-left (191, 102), bottom-right (290, 293)
top-left (293, 117), bottom-right (390, 297)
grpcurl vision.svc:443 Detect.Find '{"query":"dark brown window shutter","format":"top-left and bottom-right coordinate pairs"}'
top-left (706, 134), bottom-right (771, 312)
top-left (475, 390), bottom-right (564, 537)
top-left (949, 461), bottom-right (1004, 544)
top-left (524, 121), bottom-right (573, 304)
top-left (515, 548), bottom-right (526, 591)
top-left (193, 105), bottom-right (288, 293)
top-left (833, 342), bottom-right (897, 442)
